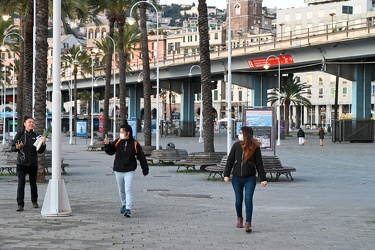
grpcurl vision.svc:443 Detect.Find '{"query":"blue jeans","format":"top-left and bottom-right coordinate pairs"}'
top-left (114, 171), bottom-right (135, 210)
top-left (231, 175), bottom-right (257, 223)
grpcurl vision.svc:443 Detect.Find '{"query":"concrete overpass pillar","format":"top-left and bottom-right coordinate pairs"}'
top-left (352, 64), bottom-right (372, 120)
top-left (180, 79), bottom-right (196, 136)
top-left (128, 86), bottom-right (142, 119)
top-left (254, 75), bottom-right (269, 106)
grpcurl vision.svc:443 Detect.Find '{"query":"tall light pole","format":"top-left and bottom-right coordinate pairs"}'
top-left (94, 35), bottom-right (116, 138)
top-left (227, 0), bottom-right (233, 154)
top-left (1, 59), bottom-right (7, 145)
top-left (90, 52), bottom-right (95, 146)
top-left (73, 48), bottom-right (85, 144)
top-left (128, 0), bottom-right (160, 149)
top-left (69, 66), bottom-right (73, 144)
top-left (41, 0), bottom-right (71, 217)
top-left (188, 65), bottom-right (202, 143)
top-left (264, 55), bottom-right (281, 146)
top-left (1, 33), bottom-right (25, 137)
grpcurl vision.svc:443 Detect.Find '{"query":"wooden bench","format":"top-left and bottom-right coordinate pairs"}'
top-left (206, 155), bottom-right (296, 181)
top-left (206, 155), bottom-right (228, 180)
top-left (87, 141), bottom-right (105, 151)
top-left (262, 155), bottom-right (296, 181)
top-left (176, 152), bottom-right (227, 172)
top-left (147, 149), bottom-right (188, 164)
top-left (44, 151), bottom-right (69, 174)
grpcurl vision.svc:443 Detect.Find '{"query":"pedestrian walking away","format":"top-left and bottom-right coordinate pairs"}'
top-left (224, 126), bottom-right (267, 233)
top-left (318, 127), bottom-right (325, 146)
top-left (297, 128), bottom-right (305, 146)
top-left (104, 124), bottom-right (149, 217)
top-left (11, 116), bottom-right (47, 212)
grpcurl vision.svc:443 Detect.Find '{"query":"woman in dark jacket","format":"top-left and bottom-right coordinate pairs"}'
top-left (11, 116), bottom-right (46, 212)
top-left (224, 126), bottom-right (267, 233)
top-left (104, 124), bottom-right (149, 217)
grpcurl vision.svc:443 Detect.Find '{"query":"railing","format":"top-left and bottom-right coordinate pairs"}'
top-left (57, 14), bottom-right (375, 83)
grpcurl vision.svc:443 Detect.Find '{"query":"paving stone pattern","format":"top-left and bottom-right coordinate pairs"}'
top-left (0, 131), bottom-right (374, 249)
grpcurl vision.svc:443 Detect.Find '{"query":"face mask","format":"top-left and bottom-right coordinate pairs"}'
top-left (119, 133), bottom-right (126, 139)
top-left (238, 134), bottom-right (244, 141)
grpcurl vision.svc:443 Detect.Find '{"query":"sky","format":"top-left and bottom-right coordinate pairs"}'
top-left (161, 0), bottom-right (306, 10)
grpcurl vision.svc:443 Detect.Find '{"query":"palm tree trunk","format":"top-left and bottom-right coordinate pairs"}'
top-left (139, 3), bottom-right (152, 147)
top-left (118, 21), bottom-right (127, 123)
top-left (285, 101), bottom-right (290, 136)
top-left (103, 17), bottom-right (115, 138)
top-left (23, 12), bottom-right (34, 117)
top-left (198, 0), bottom-right (214, 152)
top-left (35, 0), bottom-right (48, 182)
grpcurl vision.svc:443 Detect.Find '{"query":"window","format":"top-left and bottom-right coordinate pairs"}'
top-left (234, 4), bottom-right (240, 16)
top-left (306, 75), bottom-right (312, 86)
top-left (253, 3), bottom-right (257, 14)
top-left (307, 11), bottom-right (313, 19)
top-left (330, 75), bottom-right (335, 85)
top-left (89, 29), bottom-right (93, 39)
top-left (318, 10), bottom-right (325, 18)
top-left (318, 75), bottom-right (324, 85)
top-left (371, 85), bottom-right (375, 96)
top-left (343, 87), bottom-right (348, 97)
top-left (214, 33), bottom-right (218, 40)
top-left (213, 90), bottom-right (218, 101)
top-left (296, 13), bottom-right (301, 20)
top-left (318, 87), bottom-right (324, 98)
top-left (307, 88), bottom-right (312, 95)
top-left (330, 87), bottom-right (335, 98)
top-left (239, 91), bottom-right (242, 101)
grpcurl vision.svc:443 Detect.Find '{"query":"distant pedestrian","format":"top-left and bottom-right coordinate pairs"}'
top-left (319, 127), bottom-right (325, 146)
top-left (104, 124), bottom-right (149, 217)
top-left (297, 128), bottom-right (305, 146)
top-left (224, 126), bottom-right (267, 233)
top-left (11, 116), bottom-right (47, 212)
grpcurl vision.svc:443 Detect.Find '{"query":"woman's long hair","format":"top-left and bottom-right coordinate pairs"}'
top-left (16, 116), bottom-right (34, 138)
top-left (240, 126), bottom-right (261, 162)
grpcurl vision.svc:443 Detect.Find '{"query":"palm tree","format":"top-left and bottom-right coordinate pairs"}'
top-left (78, 90), bottom-right (100, 136)
top-left (267, 76), bottom-right (311, 136)
top-left (197, 0), bottom-right (214, 152)
top-left (115, 25), bottom-right (141, 122)
top-left (62, 47), bottom-right (91, 139)
top-left (34, 0), bottom-right (49, 182)
top-left (138, 2), bottom-right (152, 148)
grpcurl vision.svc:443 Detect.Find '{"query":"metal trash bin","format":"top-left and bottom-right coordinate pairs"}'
top-left (166, 142), bottom-right (175, 149)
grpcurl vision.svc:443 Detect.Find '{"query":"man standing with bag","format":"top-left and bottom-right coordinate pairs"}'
top-left (297, 128), bottom-right (305, 146)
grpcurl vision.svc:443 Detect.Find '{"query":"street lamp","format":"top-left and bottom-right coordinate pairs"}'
top-left (188, 65), bottom-right (203, 143)
top-left (73, 48), bottom-right (86, 144)
top-left (264, 55), bottom-right (281, 146)
top-left (94, 35), bottom-right (116, 138)
top-left (329, 13), bottom-right (336, 32)
top-left (90, 50), bottom-right (97, 146)
top-left (137, 72), bottom-right (143, 82)
top-left (0, 59), bottom-right (7, 144)
top-left (128, 0), bottom-right (160, 149)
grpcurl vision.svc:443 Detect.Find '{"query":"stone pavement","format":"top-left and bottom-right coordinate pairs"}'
top-left (0, 131), bottom-right (374, 249)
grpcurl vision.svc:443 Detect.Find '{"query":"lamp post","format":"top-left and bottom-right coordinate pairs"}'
top-left (279, 23), bottom-right (284, 41)
top-left (264, 55), bottom-right (281, 146)
top-left (1, 59), bottom-right (7, 144)
top-left (94, 35), bottom-right (116, 138)
top-left (90, 52), bottom-right (95, 145)
top-left (1, 33), bottom-right (25, 138)
top-left (188, 65), bottom-right (202, 143)
top-left (227, 0), bottom-right (233, 154)
top-left (329, 13), bottom-right (336, 32)
top-left (73, 48), bottom-right (86, 144)
top-left (128, 0), bottom-right (160, 149)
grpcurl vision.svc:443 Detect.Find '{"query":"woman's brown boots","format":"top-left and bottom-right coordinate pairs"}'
top-left (236, 217), bottom-right (243, 228)
top-left (245, 222), bottom-right (252, 233)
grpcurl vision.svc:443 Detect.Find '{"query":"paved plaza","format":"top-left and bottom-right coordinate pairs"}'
top-left (0, 130), bottom-right (374, 249)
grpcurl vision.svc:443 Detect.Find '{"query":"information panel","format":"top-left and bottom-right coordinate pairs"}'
top-left (243, 108), bottom-right (274, 150)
